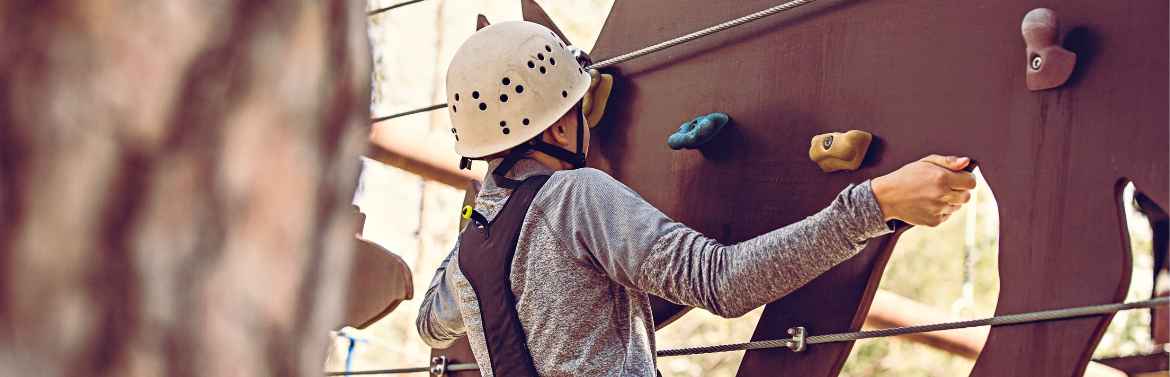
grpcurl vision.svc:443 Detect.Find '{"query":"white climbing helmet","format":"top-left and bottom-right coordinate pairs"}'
top-left (446, 21), bottom-right (591, 159)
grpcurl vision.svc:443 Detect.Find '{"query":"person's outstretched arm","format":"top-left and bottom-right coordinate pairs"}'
top-left (532, 168), bottom-right (890, 318)
top-left (534, 155), bottom-right (974, 317)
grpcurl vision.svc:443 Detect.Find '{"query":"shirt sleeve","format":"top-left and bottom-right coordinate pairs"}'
top-left (531, 168), bottom-right (893, 318)
top-left (415, 242), bottom-right (466, 348)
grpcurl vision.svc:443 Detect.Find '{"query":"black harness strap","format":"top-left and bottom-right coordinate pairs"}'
top-left (457, 175), bottom-right (550, 377)
top-left (487, 101), bottom-right (587, 189)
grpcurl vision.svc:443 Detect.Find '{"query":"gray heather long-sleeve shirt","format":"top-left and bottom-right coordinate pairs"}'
top-left (416, 158), bottom-right (892, 377)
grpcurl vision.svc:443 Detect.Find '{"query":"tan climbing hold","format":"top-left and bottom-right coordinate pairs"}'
top-left (809, 130), bottom-right (872, 172)
top-left (582, 69), bottom-right (613, 128)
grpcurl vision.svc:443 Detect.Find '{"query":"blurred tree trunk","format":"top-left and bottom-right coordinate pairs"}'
top-left (0, 1), bottom-right (370, 376)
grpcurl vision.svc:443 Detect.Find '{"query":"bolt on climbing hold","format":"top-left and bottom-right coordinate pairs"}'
top-left (1022, 8), bottom-right (1076, 90)
top-left (666, 112), bottom-right (730, 150)
top-left (808, 130), bottom-right (873, 172)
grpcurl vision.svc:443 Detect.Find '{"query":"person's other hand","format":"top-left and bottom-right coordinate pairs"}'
top-left (871, 155), bottom-right (977, 227)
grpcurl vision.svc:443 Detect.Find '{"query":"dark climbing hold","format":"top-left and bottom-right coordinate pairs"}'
top-left (666, 112), bottom-right (730, 150)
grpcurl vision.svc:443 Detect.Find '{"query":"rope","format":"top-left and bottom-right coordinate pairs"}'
top-left (588, 0), bottom-right (817, 69)
top-left (371, 103), bottom-right (448, 123)
top-left (368, 0), bottom-right (822, 122)
top-left (657, 338), bottom-right (794, 357)
top-left (656, 297), bottom-right (1169, 357)
top-left (325, 366), bottom-right (428, 376)
top-left (368, 0), bottom-right (428, 17)
top-left (324, 363), bottom-right (479, 376)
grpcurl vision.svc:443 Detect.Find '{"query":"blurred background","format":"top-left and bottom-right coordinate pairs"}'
top-left (334, 1), bottom-right (1163, 375)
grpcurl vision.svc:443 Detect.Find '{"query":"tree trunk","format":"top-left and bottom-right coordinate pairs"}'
top-left (0, 1), bottom-right (370, 376)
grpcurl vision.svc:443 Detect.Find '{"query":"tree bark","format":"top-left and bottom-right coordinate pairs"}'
top-left (0, 1), bottom-right (370, 376)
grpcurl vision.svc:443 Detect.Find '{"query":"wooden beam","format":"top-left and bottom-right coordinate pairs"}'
top-left (865, 290), bottom-right (986, 358)
top-left (1094, 352), bottom-right (1169, 376)
top-left (367, 122), bottom-right (486, 188)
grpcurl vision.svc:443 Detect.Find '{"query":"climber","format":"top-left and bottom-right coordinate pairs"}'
top-left (417, 21), bottom-right (976, 377)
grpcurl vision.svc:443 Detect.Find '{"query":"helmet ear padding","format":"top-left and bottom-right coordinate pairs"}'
top-left (582, 70), bottom-right (613, 128)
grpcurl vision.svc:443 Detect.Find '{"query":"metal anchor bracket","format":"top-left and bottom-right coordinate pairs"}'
top-left (429, 356), bottom-right (448, 376)
top-left (786, 327), bottom-right (807, 352)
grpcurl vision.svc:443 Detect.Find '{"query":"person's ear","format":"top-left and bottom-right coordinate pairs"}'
top-left (544, 117), bottom-right (573, 148)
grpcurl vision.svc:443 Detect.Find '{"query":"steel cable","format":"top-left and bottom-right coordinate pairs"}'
top-left (369, 0), bottom-right (822, 122)
top-left (656, 297), bottom-right (1169, 357)
top-left (368, 0), bottom-right (428, 17)
top-left (326, 297), bottom-right (1167, 374)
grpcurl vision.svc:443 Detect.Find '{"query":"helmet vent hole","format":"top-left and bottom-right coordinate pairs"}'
top-left (472, 91), bottom-right (479, 99)
top-left (515, 85), bottom-right (524, 94)
top-left (561, 90), bottom-right (567, 98)
top-left (500, 94), bottom-right (509, 102)
top-left (522, 118), bottom-right (530, 125)
top-left (499, 121), bottom-right (506, 127)
top-left (454, 93), bottom-right (460, 101)
top-left (450, 128), bottom-right (456, 134)
top-left (545, 45), bottom-right (552, 52)
top-left (502, 77), bottom-right (510, 85)
top-left (537, 53), bottom-right (545, 61)
top-left (452, 105), bottom-right (457, 112)
top-left (527, 61), bottom-right (535, 69)
top-left (502, 128), bottom-right (511, 135)
top-left (549, 58), bottom-right (556, 65)
top-left (479, 103), bottom-right (487, 111)
top-left (539, 66), bottom-right (546, 74)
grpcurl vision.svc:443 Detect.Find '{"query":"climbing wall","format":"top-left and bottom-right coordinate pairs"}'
top-left (585, 1), bottom-right (1168, 376)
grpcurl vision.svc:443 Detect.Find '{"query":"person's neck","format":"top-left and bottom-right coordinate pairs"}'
top-left (483, 155), bottom-right (558, 190)
top-left (530, 151), bottom-right (571, 171)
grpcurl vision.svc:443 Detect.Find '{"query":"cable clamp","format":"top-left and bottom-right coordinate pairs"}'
top-left (429, 356), bottom-right (448, 376)
top-left (786, 327), bottom-right (806, 352)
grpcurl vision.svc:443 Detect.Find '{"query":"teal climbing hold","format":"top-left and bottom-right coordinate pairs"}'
top-left (667, 112), bottom-right (730, 150)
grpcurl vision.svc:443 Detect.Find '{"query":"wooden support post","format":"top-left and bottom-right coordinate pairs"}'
top-left (0, 1), bottom-right (370, 375)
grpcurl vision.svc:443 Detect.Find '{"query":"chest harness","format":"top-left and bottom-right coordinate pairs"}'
top-left (457, 175), bottom-right (550, 377)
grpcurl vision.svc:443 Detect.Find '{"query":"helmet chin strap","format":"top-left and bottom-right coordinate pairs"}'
top-left (488, 101), bottom-right (587, 189)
